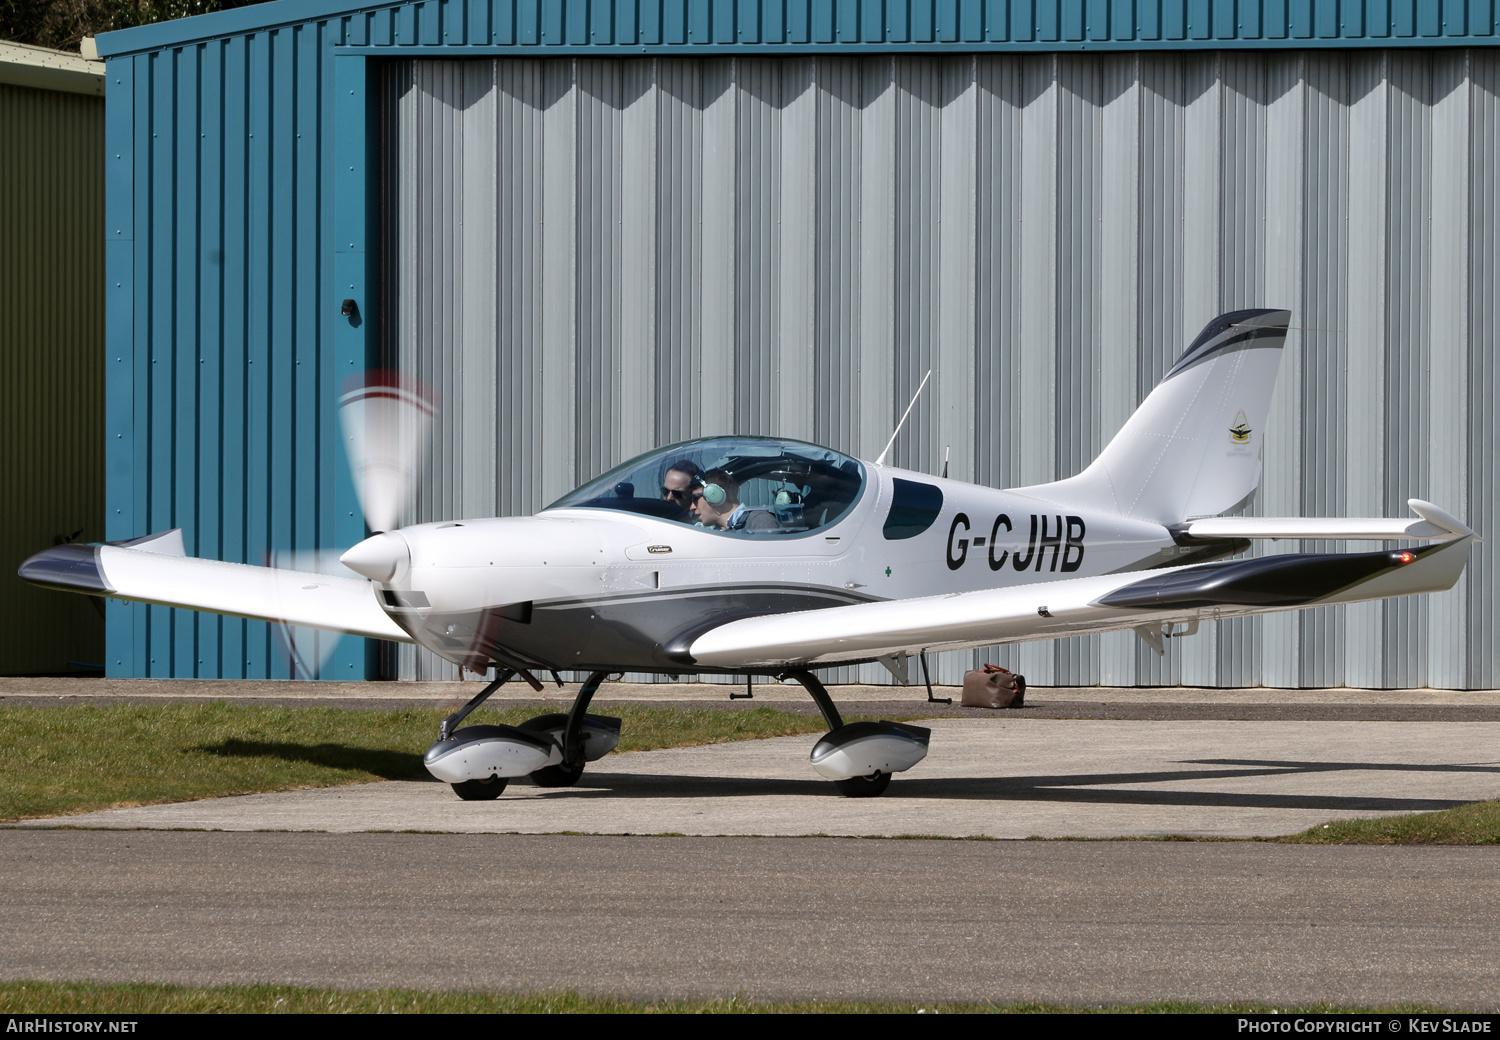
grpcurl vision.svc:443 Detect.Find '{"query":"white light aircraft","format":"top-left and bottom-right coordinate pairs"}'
top-left (21, 309), bottom-right (1477, 799)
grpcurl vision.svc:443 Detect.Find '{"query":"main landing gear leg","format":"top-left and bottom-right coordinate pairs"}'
top-left (779, 669), bottom-right (843, 730)
top-left (779, 669), bottom-right (931, 799)
top-left (528, 669), bottom-right (609, 788)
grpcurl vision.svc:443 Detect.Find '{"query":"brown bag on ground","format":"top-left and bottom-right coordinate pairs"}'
top-left (961, 664), bottom-right (1027, 709)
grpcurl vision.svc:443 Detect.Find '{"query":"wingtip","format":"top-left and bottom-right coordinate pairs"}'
top-left (18, 543), bottom-right (112, 594)
top-left (1407, 498), bottom-right (1476, 541)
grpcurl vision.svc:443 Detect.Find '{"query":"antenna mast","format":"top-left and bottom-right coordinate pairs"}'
top-left (876, 369), bottom-right (932, 467)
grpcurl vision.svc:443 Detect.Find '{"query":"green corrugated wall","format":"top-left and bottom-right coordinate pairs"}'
top-left (0, 81), bottom-right (105, 674)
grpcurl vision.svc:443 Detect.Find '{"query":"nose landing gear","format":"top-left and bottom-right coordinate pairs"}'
top-left (516, 690), bottom-right (621, 788)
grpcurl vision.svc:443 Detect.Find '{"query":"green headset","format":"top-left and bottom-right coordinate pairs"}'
top-left (700, 482), bottom-right (728, 506)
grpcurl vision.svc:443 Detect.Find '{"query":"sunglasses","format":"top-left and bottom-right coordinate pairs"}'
top-left (661, 486), bottom-right (698, 500)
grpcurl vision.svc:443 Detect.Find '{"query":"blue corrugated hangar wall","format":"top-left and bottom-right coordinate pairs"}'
top-left (96, 1), bottom-right (1500, 688)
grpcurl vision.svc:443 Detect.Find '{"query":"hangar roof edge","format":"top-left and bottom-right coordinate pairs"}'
top-left (96, 0), bottom-right (393, 57)
top-left (95, 0), bottom-right (1499, 61)
top-left (0, 39), bottom-right (105, 95)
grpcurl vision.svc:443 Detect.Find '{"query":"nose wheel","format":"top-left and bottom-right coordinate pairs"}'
top-left (451, 776), bottom-right (507, 800)
top-left (520, 671), bottom-right (610, 787)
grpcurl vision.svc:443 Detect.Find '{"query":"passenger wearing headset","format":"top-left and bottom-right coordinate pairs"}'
top-left (691, 469), bottom-right (779, 533)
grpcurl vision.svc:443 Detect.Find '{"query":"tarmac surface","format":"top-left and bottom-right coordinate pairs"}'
top-left (5, 677), bottom-right (1499, 1006)
top-left (1, 831), bottom-right (1496, 1007)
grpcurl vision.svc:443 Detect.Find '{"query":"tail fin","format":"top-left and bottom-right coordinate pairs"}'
top-left (1034, 309), bottom-right (1291, 524)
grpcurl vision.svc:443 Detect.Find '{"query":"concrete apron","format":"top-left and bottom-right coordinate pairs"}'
top-left (21, 718), bottom-right (1500, 839)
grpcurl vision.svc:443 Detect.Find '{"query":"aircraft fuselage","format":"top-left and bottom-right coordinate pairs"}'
top-left (382, 463), bottom-right (1214, 674)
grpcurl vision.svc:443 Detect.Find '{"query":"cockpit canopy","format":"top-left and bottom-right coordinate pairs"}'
top-left (546, 437), bottom-right (866, 536)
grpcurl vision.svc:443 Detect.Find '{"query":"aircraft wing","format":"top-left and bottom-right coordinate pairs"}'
top-left (19, 531), bottom-right (412, 643)
top-left (685, 535), bottom-right (1474, 670)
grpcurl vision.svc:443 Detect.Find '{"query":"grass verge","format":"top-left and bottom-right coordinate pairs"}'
top-left (1278, 799), bottom-right (1500, 845)
top-left (0, 981), bottom-right (1452, 1014)
top-left (0, 702), bottom-right (898, 822)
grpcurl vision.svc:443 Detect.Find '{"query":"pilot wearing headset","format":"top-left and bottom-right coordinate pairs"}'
top-left (660, 460), bottom-right (705, 522)
top-left (691, 469), bottom-right (779, 533)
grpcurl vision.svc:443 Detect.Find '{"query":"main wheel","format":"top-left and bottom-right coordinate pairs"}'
top-left (834, 771), bottom-right (891, 798)
top-left (452, 776), bottom-right (507, 800)
top-left (530, 761), bottom-right (585, 788)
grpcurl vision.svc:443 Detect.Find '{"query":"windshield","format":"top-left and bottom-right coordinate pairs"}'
top-left (546, 437), bottom-right (866, 536)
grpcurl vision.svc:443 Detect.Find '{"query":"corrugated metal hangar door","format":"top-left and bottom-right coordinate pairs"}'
top-left (380, 52), bottom-right (1500, 689)
top-left (0, 69), bottom-right (105, 676)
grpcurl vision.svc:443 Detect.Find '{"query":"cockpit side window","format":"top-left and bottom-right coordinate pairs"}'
top-left (545, 437), bottom-right (866, 537)
top-left (883, 478), bottom-right (944, 539)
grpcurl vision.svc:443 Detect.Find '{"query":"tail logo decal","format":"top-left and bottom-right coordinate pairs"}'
top-left (1229, 411), bottom-right (1252, 444)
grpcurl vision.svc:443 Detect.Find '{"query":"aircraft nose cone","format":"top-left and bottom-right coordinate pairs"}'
top-left (341, 532), bottom-right (410, 584)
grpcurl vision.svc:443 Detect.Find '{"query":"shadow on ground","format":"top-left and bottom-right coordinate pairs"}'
top-left (516, 757), bottom-right (1493, 813)
top-left (191, 739), bottom-right (426, 780)
top-left (187, 744), bottom-right (1496, 814)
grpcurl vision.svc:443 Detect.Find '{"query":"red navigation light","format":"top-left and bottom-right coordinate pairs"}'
top-left (1397, 551), bottom-right (1415, 564)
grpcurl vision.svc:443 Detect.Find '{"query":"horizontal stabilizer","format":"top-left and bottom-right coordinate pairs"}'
top-left (19, 535), bottom-right (411, 643)
top-left (1183, 499), bottom-right (1474, 543)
